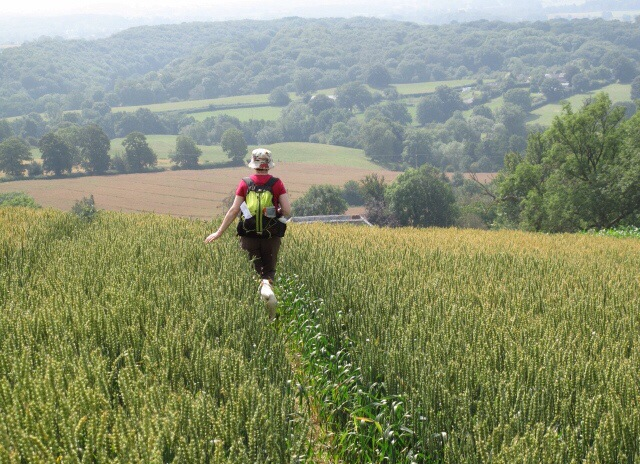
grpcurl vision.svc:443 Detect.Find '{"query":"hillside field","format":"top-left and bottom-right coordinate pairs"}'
top-left (105, 140), bottom-right (383, 169)
top-left (0, 160), bottom-right (400, 219)
top-left (109, 78), bottom-right (483, 119)
top-left (1, 208), bottom-right (638, 461)
top-left (188, 106), bottom-right (283, 122)
top-left (528, 83), bottom-right (632, 126)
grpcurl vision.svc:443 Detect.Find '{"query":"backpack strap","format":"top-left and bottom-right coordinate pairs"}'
top-left (242, 177), bottom-right (255, 191)
top-left (263, 176), bottom-right (279, 191)
top-left (244, 176), bottom-right (278, 192)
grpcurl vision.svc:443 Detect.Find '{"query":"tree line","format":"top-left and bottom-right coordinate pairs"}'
top-left (1, 17), bottom-right (639, 117)
top-left (2, 92), bottom-right (638, 233)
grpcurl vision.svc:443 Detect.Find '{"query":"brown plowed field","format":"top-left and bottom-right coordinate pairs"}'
top-left (0, 163), bottom-right (401, 220)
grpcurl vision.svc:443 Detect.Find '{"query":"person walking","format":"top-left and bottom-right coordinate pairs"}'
top-left (205, 148), bottom-right (291, 318)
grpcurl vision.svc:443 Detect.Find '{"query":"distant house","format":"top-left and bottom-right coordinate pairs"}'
top-left (544, 72), bottom-right (569, 84)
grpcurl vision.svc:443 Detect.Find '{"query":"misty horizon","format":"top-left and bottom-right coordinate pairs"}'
top-left (0, 0), bottom-right (637, 45)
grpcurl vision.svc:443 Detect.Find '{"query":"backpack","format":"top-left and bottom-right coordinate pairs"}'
top-left (237, 176), bottom-right (287, 239)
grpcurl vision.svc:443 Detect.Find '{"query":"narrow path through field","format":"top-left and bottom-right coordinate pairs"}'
top-left (276, 276), bottom-right (435, 462)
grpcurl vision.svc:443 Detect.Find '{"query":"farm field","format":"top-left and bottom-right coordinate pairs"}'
top-left (105, 139), bottom-right (382, 169)
top-left (280, 224), bottom-right (640, 461)
top-left (529, 83), bottom-right (632, 126)
top-left (1, 208), bottom-right (638, 461)
top-left (392, 79), bottom-right (478, 96)
top-left (0, 162), bottom-right (400, 219)
top-left (113, 93), bottom-right (272, 114)
top-left (108, 78), bottom-right (485, 117)
top-left (0, 208), bottom-right (307, 462)
top-left (188, 106), bottom-right (283, 122)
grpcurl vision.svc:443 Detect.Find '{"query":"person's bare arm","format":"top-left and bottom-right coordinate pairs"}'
top-left (205, 195), bottom-right (244, 243)
top-left (278, 193), bottom-right (292, 218)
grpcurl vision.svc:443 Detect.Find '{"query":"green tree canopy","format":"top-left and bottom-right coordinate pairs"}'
top-left (308, 94), bottom-right (336, 115)
top-left (279, 102), bottom-right (315, 142)
top-left (416, 86), bottom-right (464, 125)
top-left (631, 75), bottom-right (640, 100)
top-left (360, 173), bottom-right (393, 225)
top-left (292, 184), bottom-right (348, 216)
top-left (402, 128), bottom-right (435, 169)
top-left (0, 136), bottom-right (32, 177)
top-left (170, 135), bottom-right (202, 169)
top-left (79, 124), bottom-right (111, 173)
top-left (122, 131), bottom-right (157, 172)
top-left (360, 119), bottom-right (404, 164)
top-left (39, 132), bottom-right (74, 176)
top-left (366, 64), bottom-right (391, 89)
top-left (494, 93), bottom-right (640, 232)
top-left (268, 87), bottom-right (291, 107)
top-left (342, 180), bottom-right (364, 206)
top-left (335, 82), bottom-right (373, 112)
top-left (385, 164), bottom-right (458, 227)
top-left (220, 128), bottom-right (247, 164)
top-left (540, 77), bottom-right (565, 102)
top-left (0, 120), bottom-right (13, 142)
top-left (502, 88), bottom-right (532, 112)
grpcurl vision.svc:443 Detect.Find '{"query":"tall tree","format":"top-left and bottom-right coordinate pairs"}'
top-left (279, 102), bottom-right (315, 142)
top-left (503, 88), bottom-right (532, 112)
top-left (403, 128), bottom-right (435, 169)
top-left (170, 135), bottom-right (202, 169)
top-left (360, 119), bottom-right (403, 164)
top-left (385, 164), bottom-right (457, 227)
top-left (631, 75), bottom-right (640, 100)
top-left (0, 136), bottom-right (32, 177)
top-left (79, 124), bottom-right (111, 174)
top-left (39, 132), bottom-right (74, 176)
top-left (122, 132), bottom-right (157, 172)
top-left (360, 173), bottom-right (393, 225)
top-left (366, 64), bottom-right (391, 89)
top-left (416, 86), bottom-right (464, 125)
top-left (495, 93), bottom-right (640, 232)
top-left (335, 82), bottom-right (373, 112)
top-left (540, 77), bottom-right (565, 102)
top-left (268, 87), bottom-right (291, 107)
top-left (220, 128), bottom-right (247, 165)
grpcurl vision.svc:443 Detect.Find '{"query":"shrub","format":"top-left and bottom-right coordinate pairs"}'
top-left (292, 184), bottom-right (348, 216)
top-left (0, 191), bottom-right (39, 208)
top-left (71, 194), bottom-right (97, 222)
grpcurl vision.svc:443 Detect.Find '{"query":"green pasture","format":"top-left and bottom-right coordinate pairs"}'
top-left (108, 136), bottom-right (380, 169)
top-left (112, 93), bottom-right (273, 114)
top-left (188, 106), bottom-right (283, 122)
top-left (262, 142), bottom-right (378, 168)
top-left (109, 79), bottom-right (487, 117)
top-left (393, 78), bottom-right (478, 95)
top-left (529, 83), bottom-right (632, 127)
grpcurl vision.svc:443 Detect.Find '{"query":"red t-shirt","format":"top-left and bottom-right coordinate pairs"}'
top-left (235, 174), bottom-right (287, 208)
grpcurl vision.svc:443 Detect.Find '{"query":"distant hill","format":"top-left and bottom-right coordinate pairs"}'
top-left (0, 15), bottom-right (161, 45)
top-left (1, 16), bottom-right (639, 119)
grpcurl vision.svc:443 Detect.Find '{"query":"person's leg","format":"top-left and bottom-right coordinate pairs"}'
top-left (258, 237), bottom-right (281, 281)
top-left (240, 236), bottom-right (263, 276)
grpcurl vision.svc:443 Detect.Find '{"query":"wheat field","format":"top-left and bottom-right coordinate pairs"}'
top-left (1, 208), bottom-right (638, 462)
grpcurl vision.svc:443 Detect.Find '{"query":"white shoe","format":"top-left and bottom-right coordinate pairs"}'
top-left (259, 279), bottom-right (277, 317)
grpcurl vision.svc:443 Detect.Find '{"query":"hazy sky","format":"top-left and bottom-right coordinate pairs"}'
top-left (2, 0), bottom-right (593, 20)
top-left (5, 0), bottom-right (410, 17)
